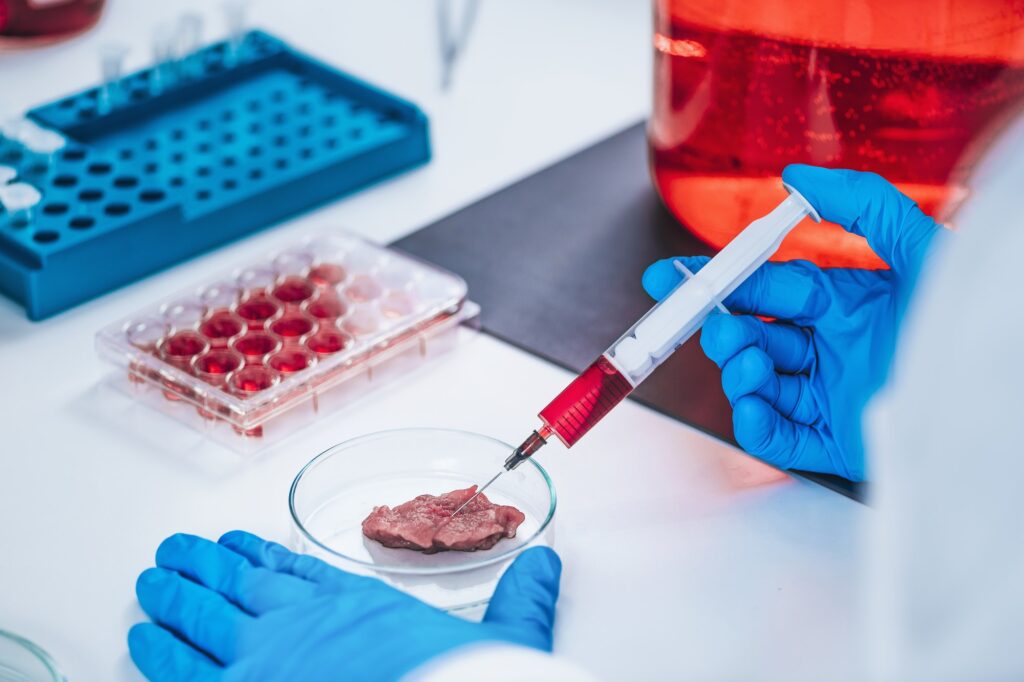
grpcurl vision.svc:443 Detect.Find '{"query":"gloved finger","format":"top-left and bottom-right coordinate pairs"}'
top-left (720, 347), bottom-right (820, 425)
top-left (700, 314), bottom-right (813, 374)
top-left (643, 257), bottom-right (828, 323)
top-left (483, 546), bottom-right (561, 652)
top-left (128, 623), bottom-right (222, 682)
top-left (136, 567), bottom-right (253, 665)
top-left (218, 530), bottom-right (368, 590)
top-left (732, 396), bottom-right (853, 478)
top-left (782, 164), bottom-right (940, 277)
top-left (156, 534), bottom-right (318, 616)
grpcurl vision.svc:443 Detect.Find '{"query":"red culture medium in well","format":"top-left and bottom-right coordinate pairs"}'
top-left (199, 311), bottom-right (245, 347)
top-left (230, 365), bottom-right (279, 394)
top-left (268, 349), bottom-right (315, 374)
top-left (305, 329), bottom-right (352, 356)
top-left (539, 355), bottom-right (634, 448)
top-left (159, 330), bottom-right (209, 370)
top-left (194, 349), bottom-right (244, 380)
top-left (271, 276), bottom-right (317, 306)
top-left (231, 331), bottom-right (282, 363)
top-left (308, 263), bottom-right (347, 287)
top-left (304, 294), bottom-right (347, 320)
top-left (270, 313), bottom-right (317, 342)
top-left (235, 297), bottom-right (281, 329)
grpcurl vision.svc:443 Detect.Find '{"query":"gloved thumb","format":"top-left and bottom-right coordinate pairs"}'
top-left (781, 164), bottom-right (941, 279)
top-left (483, 547), bottom-right (562, 651)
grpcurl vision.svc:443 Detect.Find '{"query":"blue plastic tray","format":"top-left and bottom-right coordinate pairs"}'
top-left (0, 30), bottom-right (430, 320)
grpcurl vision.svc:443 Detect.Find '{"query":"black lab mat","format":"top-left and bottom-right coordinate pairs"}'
top-left (394, 122), bottom-right (863, 501)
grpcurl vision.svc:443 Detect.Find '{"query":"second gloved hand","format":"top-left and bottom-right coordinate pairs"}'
top-left (643, 165), bottom-right (943, 481)
top-left (128, 531), bottom-right (561, 682)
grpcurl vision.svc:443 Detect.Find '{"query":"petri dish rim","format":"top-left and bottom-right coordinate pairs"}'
top-left (0, 629), bottom-right (64, 682)
top-left (289, 427), bottom-right (557, 576)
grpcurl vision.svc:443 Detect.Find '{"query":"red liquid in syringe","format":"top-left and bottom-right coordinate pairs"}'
top-left (539, 355), bottom-right (634, 448)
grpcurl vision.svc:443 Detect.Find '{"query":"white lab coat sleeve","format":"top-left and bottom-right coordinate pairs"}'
top-left (405, 644), bottom-right (597, 682)
top-left (863, 112), bottom-right (1024, 681)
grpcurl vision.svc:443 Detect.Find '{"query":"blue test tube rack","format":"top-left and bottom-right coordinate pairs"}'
top-left (0, 30), bottom-right (430, 320)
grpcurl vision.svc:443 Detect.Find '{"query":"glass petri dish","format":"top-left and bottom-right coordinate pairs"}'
top-left (0, 630), bottom-right (64, 682)
top-left (289, 428), bottom-right (557, 615)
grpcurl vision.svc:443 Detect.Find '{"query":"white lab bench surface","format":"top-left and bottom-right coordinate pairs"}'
top-left (0, 1), bottom-right (865, 680)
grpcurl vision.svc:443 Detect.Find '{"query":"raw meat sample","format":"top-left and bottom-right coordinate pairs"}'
top-left (362, 486), bottom-right (526, 553)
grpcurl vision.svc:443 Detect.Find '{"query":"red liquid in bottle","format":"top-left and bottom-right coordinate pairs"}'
top-left (539, 355), bottom-right (634, 447)
top-left (650, 1), bottom-right (1024, 268)
top-left (0, 0), bottom-right (104, 40)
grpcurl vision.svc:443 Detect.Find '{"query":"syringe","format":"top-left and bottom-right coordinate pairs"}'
top-left (453, 182), bottom-right (820, 515)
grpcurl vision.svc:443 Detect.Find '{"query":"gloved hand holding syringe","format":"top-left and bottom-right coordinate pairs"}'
top-left (454, 180), bottom-right (821, 514)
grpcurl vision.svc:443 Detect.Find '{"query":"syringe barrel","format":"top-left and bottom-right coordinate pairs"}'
top-left (539, 355), bottom-right (633, 447)
top-left (606, 188), bottom-right (818, 386)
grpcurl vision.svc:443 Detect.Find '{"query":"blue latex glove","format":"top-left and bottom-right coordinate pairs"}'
top-left (643, 165), bottom-right (943, 481)
top-left (128, 531), bottom-right (561, 682)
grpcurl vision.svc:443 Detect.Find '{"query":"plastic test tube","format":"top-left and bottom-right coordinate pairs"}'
top-left (175, 13), bottom-right (205, 78)
top-left (223, 0), bottom-right (250, 66)
top-left (22, 128), bottom-right (66, 174)
top-left (0, 183), bottom-right (43, 226)
top-left (0, 166), bottom-right (16, 185)
top-left (99, 43), bottom-right (129, 113)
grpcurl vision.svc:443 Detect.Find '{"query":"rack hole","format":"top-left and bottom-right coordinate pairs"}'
top-left (105, 203), bottom-right (130, 216)
top-left (53, 175), bottom-right (77, 188)
top-left (62, 149), bottom-right (86, 161)
top-left (275, 158), bottom-right (288, 170)
top-left (197, 166), bottom-right (211, 177)
top-left (59, 99), bottom-right (76, 109)
top-left (140, 189), bottom-right (166, 202)
top-left (248, 122), bottom-right (262, 134)
top-left (114, 176), bottom-right (139, 189)
top-left (300, 147), bottom-right (313, 159)
top-left (325, 138), bottom-right (339, 149)
top-left (172, 129), bottom-right (185, 141)
top-left (350, 129), bottom-right (363, 140)
top-left (145, 162), bottom-right (159, 174)
top-left (197, 189), bottom-right (211, 201)
top-left (272, 112), bottom-right (286, 125)
top-left (119, 149), bottom-right (134, 160)
top-left (43, 203), bottom-right (69, 215)
top-left (198, 118), bottom-right (212, 130)
top-left (222, 156), bottom-right (236, 167)
top-left (10, 217), bottom-right (28, 229)
top-left (249, 169), bottom-right (263, 180)
top-left (223, 179), bottom-right (237, 190)
top-left (273, 135), bottom-right (287, 147)
top-left (87, 162), bottom-right (112, 175)
top-left (171, 152), bottom-right (184, 163)
top-left (222, 132), bottom-right (236, 143)
top-left (69, 216), bottom-right (95, 230)
top-left (170, 176), bottom-right (184, 187)
top-left (197, 142), bottom-right (211, 153)
top-left (78, 107), bottom-right (97, 119)
top-left (131, 88), bottom-right (148, 101)
top-left (1, 150), bottom-right (23, 164)
top-left (221, 110), bottom-right (235, 122)
top-left (79, 189), bottom-right (103, 201)
top-left (296, 102), bottom-right (311, 115)
top-left (248, 146), bottom-right (262, 157)
top-left (272, 90), bottom-right (286, 102)
top-left (247, 100), bottom-right (262, 112)
top-left (298, 125), bottom-right (312, 137)
top-left (33, 230), bottom-right (59, 244)
top-left (145, 139), bottom-right (159, 151)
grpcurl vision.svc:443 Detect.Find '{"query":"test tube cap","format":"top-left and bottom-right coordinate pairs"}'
top-left (0, 183), bottom-right (42, 212)
top-left (0, 166), bottom-right (16, 185)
